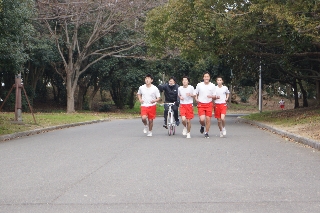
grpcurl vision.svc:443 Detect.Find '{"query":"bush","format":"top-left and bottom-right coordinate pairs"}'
top-left (99, 103), bottom-right (112, 112)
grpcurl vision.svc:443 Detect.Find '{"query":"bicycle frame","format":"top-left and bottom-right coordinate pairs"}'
top-left (166, 103), bottom-right (176, 136)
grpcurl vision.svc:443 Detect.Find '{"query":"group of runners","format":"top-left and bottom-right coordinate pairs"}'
top-left (137, 72), bottom-right (230, 138)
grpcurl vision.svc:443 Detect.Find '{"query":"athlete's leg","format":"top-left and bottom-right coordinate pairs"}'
top-left (181, 115), bottom-right (187, 127)
top-left (187, 119), bottom-right (191, 132)
top-left (199, 115), bottom-right (206, 126)
top-left (217, 118), bottom-right (222, 131)
top-left (221, 114), bottom-right (226, 128)
top-left (148, 118), bottom-right (154, 131)
top-left (205, 116), bottom-right (211, 132)
top-left (141, 115), bottom-right (148, 126)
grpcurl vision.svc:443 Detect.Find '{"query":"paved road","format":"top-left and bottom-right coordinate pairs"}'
top-left (1, 115), bottom-right (320, 213)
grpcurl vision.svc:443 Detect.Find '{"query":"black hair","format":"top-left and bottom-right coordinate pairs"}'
top-left (216, 76), bottom-right (224, 80)
top-left (169, 76), bottom-right (176, 83)
top-left (182, 75), bottom-right (190, 82)
top-left (203, 72), bottom-right (210, 78)
top-left (145, 74), bottom-right (154, 80)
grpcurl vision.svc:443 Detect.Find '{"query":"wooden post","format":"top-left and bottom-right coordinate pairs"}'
top-left (15, 73), bottom-right (22, 122)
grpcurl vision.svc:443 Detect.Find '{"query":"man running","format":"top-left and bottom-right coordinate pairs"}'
top-left (137, 74), bottom-right (161, 137)
top-left (214, 76), bottom-right (230, 138)
top-left (178, 76), bottom-right (195, 139)
top-left (194, 72), bottom-right (216, 138)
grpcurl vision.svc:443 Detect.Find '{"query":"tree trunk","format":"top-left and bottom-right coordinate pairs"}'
top-left (110, 80), bottom-right (125, 109)
top-left (128, 88), bottom-right (135, 109)
top-left (316, 80), bottom-right (320, 106)
top-left (66, 73), bottom-right (76, 113)
top-left (297, 79), bottom-right (308, 107)
top-left (292, 79), bottom-right (299, 109)
top-left (89, 84), bottom-right (100, 110)
top-left (76, 77), bottom-right (90, 110)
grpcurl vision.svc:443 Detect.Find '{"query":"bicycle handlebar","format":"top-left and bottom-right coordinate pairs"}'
top-left (165, 103), bottom-right (176, 105)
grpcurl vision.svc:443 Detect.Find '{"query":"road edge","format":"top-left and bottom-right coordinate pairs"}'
top-left (238, 117), bottom-right (320, 151)
top-left (0, 119), bottom-right (110, 142)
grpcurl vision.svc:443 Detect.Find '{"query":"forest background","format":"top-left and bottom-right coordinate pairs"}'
top-left (0, 0), bottom-right (319, 141)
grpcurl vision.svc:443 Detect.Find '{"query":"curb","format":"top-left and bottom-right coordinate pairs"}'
top-left (0, 119), bottom-right (110, 142)
top-left (238, 117), bottom-right (320, 151)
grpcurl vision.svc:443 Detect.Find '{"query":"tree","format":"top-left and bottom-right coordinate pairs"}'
top-left (145, 0), bottom-right (320, 106)
top-left (36, 0), bottom-right (160, 113)
top-left (0, 0), bottom-right (35, 73)
top-left (252, 0), bottom-right (320, 103)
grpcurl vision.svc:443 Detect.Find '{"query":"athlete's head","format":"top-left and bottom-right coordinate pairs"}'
top-left (216, 76), bottom-right (224, 86)
top-left (145, 74), bottom-right (153, 84)
top-left (182, 76), bottom-right (190, 87)
top-left (203, 72), bottom-right (210, 84)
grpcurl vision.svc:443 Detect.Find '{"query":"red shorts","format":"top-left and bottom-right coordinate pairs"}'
top-left (280, 105), bottom-right (284, 109)
top-left (179, 104), bottom-right (194, 119)
top-left (197, 102), bottom-right (213, 117)
top-left (140, 105), bottom-right (156, 119)
top-left (214, 103), bottom-right (227, 118)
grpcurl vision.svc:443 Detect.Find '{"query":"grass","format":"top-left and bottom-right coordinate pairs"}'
top-left (227, 102), bottom-right (257, 112)
top-left (0, 102), bottom-right (166, 135)
top-left (0, 112), bottom-right (136, 135)
top-left (243, 107), bottom-right (320, 126)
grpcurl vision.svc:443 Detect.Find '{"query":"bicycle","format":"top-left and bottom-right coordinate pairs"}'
top-left (166, 103), bottom-right (176, 136)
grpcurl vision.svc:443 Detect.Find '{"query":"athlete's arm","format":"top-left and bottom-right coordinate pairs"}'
top-left (137, 94), bottom-right (144, 103)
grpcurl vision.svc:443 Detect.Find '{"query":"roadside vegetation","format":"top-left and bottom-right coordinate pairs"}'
top-left (0, 103), bottom-right (154, 136)
top-left (244, 107), bottom-right (320, 141)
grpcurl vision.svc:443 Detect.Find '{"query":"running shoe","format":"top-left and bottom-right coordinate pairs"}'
top-left (222, 127), bottom-right (226, 136)
top-left (200, 126), bottom-right (204, 134)
top-left (182, 127), bottom-right (187, 135)
top-left (220, 131), bottom-right (223, 138)
top-left (163, 124), bottom-right (168, 129)
top-left (176, 120), bottom-right (180, 126)
top-left (204, 133), bottom-right (209, 138)
top-left (186, 133), bottom-right (191, 139)
top-left (147, 131), bottom-right (152, 137)
top-left (143, 126), bottom-right (148, 134)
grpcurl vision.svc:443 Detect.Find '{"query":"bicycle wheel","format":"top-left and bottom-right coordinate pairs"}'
top-left (167, 113), bottom-right (172, 136)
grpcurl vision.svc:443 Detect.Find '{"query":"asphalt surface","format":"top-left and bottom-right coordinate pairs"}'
top-left (1, 115), bottom-right (320, 212)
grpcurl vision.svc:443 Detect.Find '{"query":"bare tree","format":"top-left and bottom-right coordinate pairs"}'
top-left (36, 0), bottom-right (160, 112)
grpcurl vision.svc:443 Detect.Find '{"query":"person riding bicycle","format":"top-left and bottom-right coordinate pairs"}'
top-left (158, 76), bottom-right (180, 129)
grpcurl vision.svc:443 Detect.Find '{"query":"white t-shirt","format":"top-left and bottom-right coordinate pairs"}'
top-left (178, 85), bottom-right (194, 104)
top-left (215, 85), bottom-right (230, 104)
top-left (194, 82), bottom-right (216, 103)
top-left (137, 84), bottom-right (160, 106)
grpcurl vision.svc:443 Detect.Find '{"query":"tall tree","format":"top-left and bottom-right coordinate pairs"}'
top-left (0, 0), bottom-right (35, 73)
top-left (36, 0), bottom-right (160, 113)
top-left (145, 0), bottom-right (320, 105)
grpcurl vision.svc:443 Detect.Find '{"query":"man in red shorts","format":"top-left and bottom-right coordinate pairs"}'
top-left (214, 76), bottom-right (230, 138)
top-left (178, 76), bottom-right (195, 138)
top-left (137, 74), bottom-right (161, 137)
top-left (194, 72), bottom-right (216, 138)
top-left (279, 99), bottom-right (285, 110)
